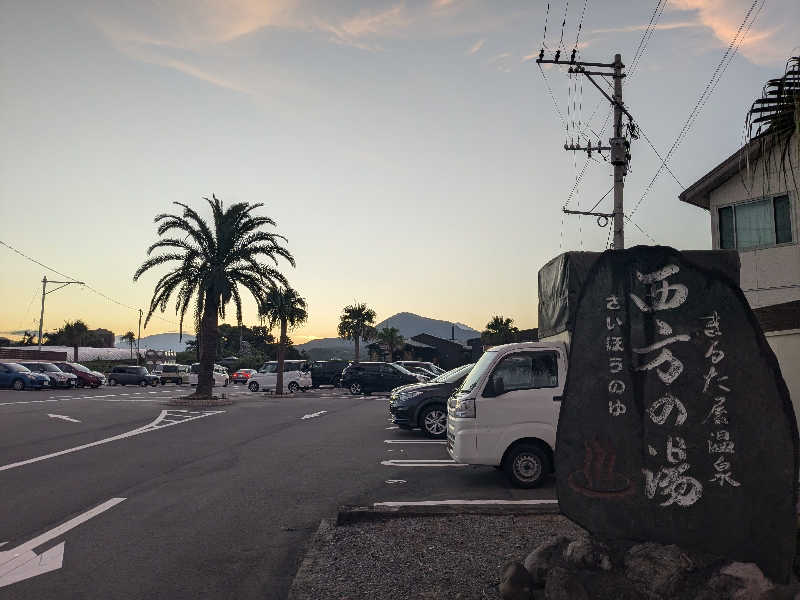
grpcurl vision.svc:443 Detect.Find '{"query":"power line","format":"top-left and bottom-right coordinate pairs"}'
top-left (0, 238), bottom-right (179, 326)
top-left (628, 0), bottom-right (669, 79)
top-left (557, 0), bottom-right (570, 52)
top-left (637, 124), bottom-right (685, 188)
top-left (573, 0), bottom-right (590, 50)
top-left (628, 0), bottom-right (764, 218)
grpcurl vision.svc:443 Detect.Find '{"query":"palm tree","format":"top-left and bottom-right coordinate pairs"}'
top-left (337, 302), bottom-right (376, 363)
top-left (63, 320), bottom-right (89, 362)
top-left (121, 331), bottom-right (136, 359)
top-left (259, 287), bottom-right (308, 395)
top-left (483, 315), bottom-right (518, 345)
top-left (375, 326), bottom-right (404, 362)
top-left (134, 195), bottom-right (294, 399)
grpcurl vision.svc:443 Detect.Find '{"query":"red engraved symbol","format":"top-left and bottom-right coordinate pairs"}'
top-left (568, 438), bottom-right (634, 498)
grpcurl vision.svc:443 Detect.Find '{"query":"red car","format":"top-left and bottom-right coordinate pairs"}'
top-left (231, 369), bottom-right (257, 384)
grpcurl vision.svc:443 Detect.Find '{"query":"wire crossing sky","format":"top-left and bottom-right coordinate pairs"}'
top-left (1, 0), bottom-right (797, 342)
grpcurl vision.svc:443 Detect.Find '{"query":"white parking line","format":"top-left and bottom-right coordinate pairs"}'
top-left (301, 410), bottom-right (328, 420)
top-left (380, 459), bottom-right (467, 467)
top-left (0, 410), bottom-right (224, 472)
top-left (383, 440), bottom-right (446, 444)
top-left (373, 499), bottom-right (559, 507)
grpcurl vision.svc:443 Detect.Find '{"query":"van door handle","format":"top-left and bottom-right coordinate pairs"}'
top-left (553, 395), bottom-right (562, 402)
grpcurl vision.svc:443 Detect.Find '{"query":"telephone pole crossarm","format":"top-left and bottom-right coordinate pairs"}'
top-left (563, 209), bottom-right (614, 218)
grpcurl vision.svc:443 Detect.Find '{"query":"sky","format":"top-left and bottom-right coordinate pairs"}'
top-left (1, 0), bottom-right (798, 343)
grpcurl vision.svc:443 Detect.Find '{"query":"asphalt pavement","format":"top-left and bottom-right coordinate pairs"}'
top-left (0, 384), bottom-right (555, 599)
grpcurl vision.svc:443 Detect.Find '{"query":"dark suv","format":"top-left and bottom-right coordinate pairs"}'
top-left (310, 360), bottom-right (348, 388)
top-left (389, 363), bottom-right (474, 438)
top-left (108, 366), bottom-right (160, 387)
top-left (340, 362), bottom-right (419, 395)
top-left (159, 364), bottom-right (189, 385)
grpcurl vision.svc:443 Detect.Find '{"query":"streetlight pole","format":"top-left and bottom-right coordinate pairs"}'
top-left (37, 275), bottom-right (85, 352)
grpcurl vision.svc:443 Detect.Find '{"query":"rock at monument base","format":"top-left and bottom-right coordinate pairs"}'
top-left (524, 536), bottom-right (571, 587)
top-left (507, 533), bottom-right (799, 600)
top-left (624, 542), bottom-right (693, 597)
top-left (544, 567), bottom-right (589, 600)
top-left (499, 561), bottom-right (534, 600)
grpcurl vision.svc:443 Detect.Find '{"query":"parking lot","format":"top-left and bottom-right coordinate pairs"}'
top-left (0, 382), bottom-right (554, 599)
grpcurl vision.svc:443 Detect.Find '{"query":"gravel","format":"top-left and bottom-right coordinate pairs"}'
top-left (289, 514), bottom-right (586, 599)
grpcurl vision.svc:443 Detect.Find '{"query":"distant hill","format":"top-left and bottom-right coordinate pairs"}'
top-left (375, 312), bottom-right (479, 343)
top-left (296, 312), bottom-right (480, 359)
top-left (116, 333), bottom-right (195, 352)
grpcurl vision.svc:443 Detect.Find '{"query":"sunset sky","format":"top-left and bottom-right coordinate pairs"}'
top-left (1, 0), bottom-right (797, 344)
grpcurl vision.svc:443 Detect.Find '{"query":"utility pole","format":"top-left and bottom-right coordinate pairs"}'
top-left (536, 51), bottom-right (636, 249)
top-left (137, 309), bottom-right (142, 365)
top-left (37, 275), bottom-right (85, 352)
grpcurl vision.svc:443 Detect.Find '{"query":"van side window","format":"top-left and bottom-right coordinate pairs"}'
top-left (490, 352), bottom-right (558, 392)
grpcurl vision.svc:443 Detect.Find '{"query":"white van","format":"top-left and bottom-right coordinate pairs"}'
top-left (188, 363), bottom-right (230, 387)
top-left (248, 360), bottom-right (311, 393)
top-left (447, 342), bottom-right (568, 488)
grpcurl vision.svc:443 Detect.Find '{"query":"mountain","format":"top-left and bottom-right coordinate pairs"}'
top-left (296, 312), bottom-right (480, 359)
top-left (115, 333), bottom-right (195, 352)
top-left (375, 312), bottom-right (479, 343)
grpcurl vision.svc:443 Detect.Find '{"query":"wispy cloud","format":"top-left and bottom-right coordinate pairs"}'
top-left (590, 21), bottom-right (702, 34)
top-left (668, 0), bottom-right (799, 65)
top-left (467, 38), bottom-right (485, 54)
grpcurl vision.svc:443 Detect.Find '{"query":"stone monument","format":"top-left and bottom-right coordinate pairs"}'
top-left (555, 246), bottom-right (798, 582)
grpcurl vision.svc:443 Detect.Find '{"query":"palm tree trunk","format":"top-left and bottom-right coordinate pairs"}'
top-left (354, 335), bottom-right (360, 363)
top-left (276, 319), bottom-right (287, 395)
top-left (196, 291), bottom-right (219, 398)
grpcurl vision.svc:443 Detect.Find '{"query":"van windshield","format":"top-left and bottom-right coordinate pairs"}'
top-left (260, 363), bottom-right (279, 373)
top-left (431, 363), bottom-right (474, 384)
top-left (456, 351), bottom-right (496, 394)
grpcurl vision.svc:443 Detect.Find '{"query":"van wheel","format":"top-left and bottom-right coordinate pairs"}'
top-left (349, 382), bottom-right (362, 395)
top-left (161, 380), bottom-right (166, 385)
top-left (504, 444), bottom-right (549, 488)
top-left (248, 381), bottom-right (259, 392)
top-left (420, 405), bottom-right (447, 438)
top-left (139, 380), bottom-right (148, 387)
top-left (288, 382), bottom-right (300, 393)
top-left (109, 378), bottom-right (117, 386)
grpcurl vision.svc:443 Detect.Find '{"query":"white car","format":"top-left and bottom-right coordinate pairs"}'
top-left (447, 341), bottom-right (567, 488)
top-left (248, 360), bottom-right (311, 393)
top-left (188, 363), bottom-right (230, 387)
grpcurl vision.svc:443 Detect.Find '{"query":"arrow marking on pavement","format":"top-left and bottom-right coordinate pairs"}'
top-left (301, 410), bottom-right (327, 420)
top-left (0, 410), bottom-right (224, 472)
top-left (47, 414), bottom-right (81, 423)
top-left (0, 497), bottom-right (125, 588)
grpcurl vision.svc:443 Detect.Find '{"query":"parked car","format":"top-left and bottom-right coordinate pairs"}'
top-left (248, 360), bottom-right (311, 393)
top-left (107, 366), bottom-right (160, 387)
top-left (188, 363), bottom-right (230, 387)
top-left (395, 361), bottom-right (445, 376)
top-left (231, 369), bottom-right (257, 384)
top-left (17, 361), bottom-right (77, 388)
top-left (91, 370), bottom-right (107, 386)
top-left (447, 342), bottom-right (565, 488)
top-left (0, 362), bottom-right (50, 390)
top-left (53, 362), bottom-right (103, 388)
top-left (407, 366), bottom-right (435, 381)
top-left (159, 364), bottom-right (190, 385)
top-left (309, 360), bottom-right (348, 388)
top-left (389, 363), bottom-right (475, 438)
top-left (340, 362), bottom-right (420, 396)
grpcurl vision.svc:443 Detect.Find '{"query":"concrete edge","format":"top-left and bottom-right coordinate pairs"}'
top-left (336, 503), bottom-right (561, 525)
top-left (287, 518), bottom-right (334, 600)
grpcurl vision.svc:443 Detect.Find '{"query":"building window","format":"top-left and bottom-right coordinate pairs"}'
top-left (718, 194), bottom-right (793, 250)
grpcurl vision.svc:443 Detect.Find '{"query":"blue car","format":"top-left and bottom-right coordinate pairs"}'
top-left (0, 362), bottom-right (50, 390)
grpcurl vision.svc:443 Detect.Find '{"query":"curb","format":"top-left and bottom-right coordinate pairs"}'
top-left (336, 501), bottom-right (561, 525)
top-left (287, 518), bottom-right (334, 600)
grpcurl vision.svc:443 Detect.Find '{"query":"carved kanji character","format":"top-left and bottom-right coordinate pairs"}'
top-left (629, 264), bottom-right (688, 313)
top-left (606, 336), bottom-right (624, 352)
top-left (609, 357), bottom-right (623, 373)
top-left (606, 295), bottom-right (621, 310)
top-left (666, 436), bottom-right (687, 464)
top-left (705, 340), bottom-right (725, 364)
top-left (608, 379), bottom-right (626, 395)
